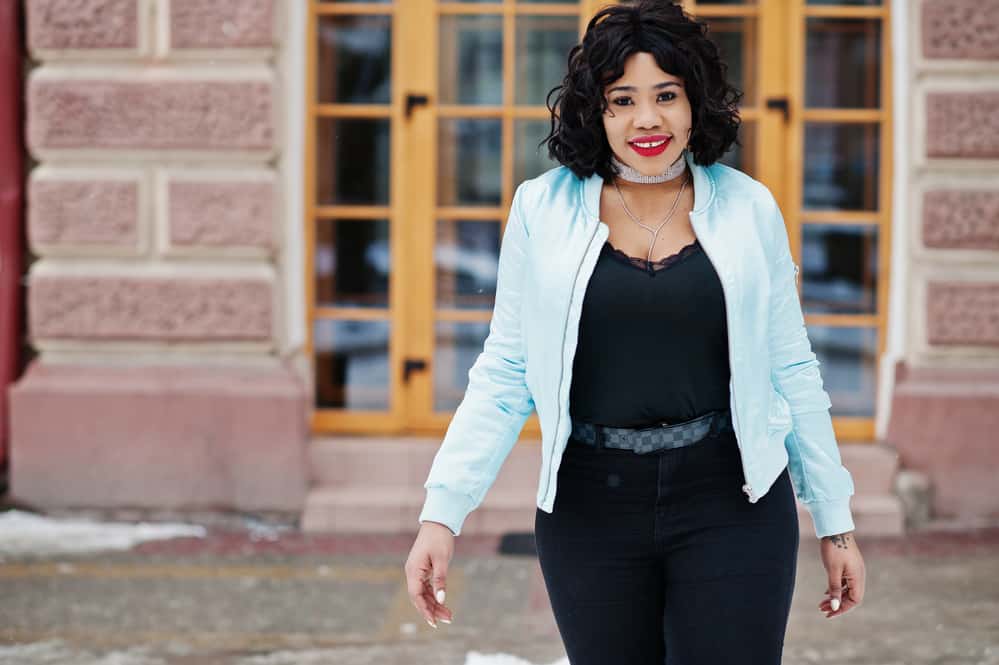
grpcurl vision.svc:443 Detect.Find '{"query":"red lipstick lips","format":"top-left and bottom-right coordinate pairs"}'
top-left (628, 135), bottom-right (671, 157)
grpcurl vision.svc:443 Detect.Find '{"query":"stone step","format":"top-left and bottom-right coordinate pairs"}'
top-left (303, 437), bottom-right (906, 537)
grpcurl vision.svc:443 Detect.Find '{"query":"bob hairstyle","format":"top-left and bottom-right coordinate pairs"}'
top-left (542, 0), bottom-right (743, 182)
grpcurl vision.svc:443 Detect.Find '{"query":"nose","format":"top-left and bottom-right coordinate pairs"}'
top-left (633, 99), bottom-right (661, 129)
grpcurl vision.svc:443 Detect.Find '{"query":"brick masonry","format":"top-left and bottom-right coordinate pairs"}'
top-left (922, 0), bottom-right (999, 60)
top-left (28, 77), bottom-right (275, 152)
top-left (168, 179), bottom-right (275, 248)
top-left (27, 0), bottom-right (139, 50)
top-left (170, 0), bottom-right (275, 49)
top-left (29, 275), bottom-right (273, 342)
top-left (29, 177), bottom-right (140, 248)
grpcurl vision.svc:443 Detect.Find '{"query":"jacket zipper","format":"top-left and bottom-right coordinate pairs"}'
top-left (541, 220), bottom-right (603, 506)
top-left (687, 212), bottom-right (757, 503)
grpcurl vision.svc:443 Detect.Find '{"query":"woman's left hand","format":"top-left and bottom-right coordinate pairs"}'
top-left (818, 531), bottom-right (866, 618)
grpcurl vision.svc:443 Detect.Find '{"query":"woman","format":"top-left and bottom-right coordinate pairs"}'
top-left (404, 1), bottom-right (866, 662)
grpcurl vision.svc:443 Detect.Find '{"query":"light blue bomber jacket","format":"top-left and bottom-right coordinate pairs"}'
top-left (419, 150), bottom-right (857, 539)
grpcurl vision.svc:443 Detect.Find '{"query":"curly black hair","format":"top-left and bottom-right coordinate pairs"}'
top-left (541, 0), bottom-right (743, 182)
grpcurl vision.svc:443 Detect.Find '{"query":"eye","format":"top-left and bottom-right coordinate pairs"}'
top-left (611, 92), bottom-right (676, 106)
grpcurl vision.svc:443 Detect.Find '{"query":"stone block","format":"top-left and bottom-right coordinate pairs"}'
top-left (167, 178), bottom-right (275, 249)
top-left (923, 189), bottom-right (999, 250)
top-left (28, 174), bottom-right (141, 251)
top-left (8, 360), bottom-right (308, 511)
top-left (922, 0), bottom-right (999, 60)
top-left (28, 76), bottom-right (275, 152)
top-left (27, 0), bottom-right (138, 50)
top-left (170, 0), bottom-right (275, 49)
top-left (29, 274), bottom-right (273, 342)
top-left (926, 91), bottom-right (999, 159)
top-left (925, 282), bottom-right (999, 346)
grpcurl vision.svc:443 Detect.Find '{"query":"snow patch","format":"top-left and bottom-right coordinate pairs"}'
top-left (0, 510), bottom-right (206, 557)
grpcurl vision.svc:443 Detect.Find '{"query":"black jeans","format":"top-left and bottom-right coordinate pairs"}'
top-left (534, 428), bottom-right (799, 665)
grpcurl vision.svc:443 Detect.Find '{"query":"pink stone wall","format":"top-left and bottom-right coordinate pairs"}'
top-left (29, 178), bottom-right (139, 247)
top-left (168, 180), bottom-right (275, 248)
top-left (29, 275), bottom-right (273, 341)
top-left (12, 0), bottom-right (300, 512)
top-left (27, 0), bottom-right (138, 50)
top-left (171, 0), bottom-right (275, 49)
top-left (28, 79), bottom-right (275, 151)
top-left (887, 1), bottom-right (999, 524)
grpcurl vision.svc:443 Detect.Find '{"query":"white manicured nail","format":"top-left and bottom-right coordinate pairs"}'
top-left (436, 589), bottom-right (446, 604)
top-left (426, 618), bottom-right (438, 629)
top-left (440, 617), bottom-right (452, 624)
top-left (830, 597), bottom-right (841, 612)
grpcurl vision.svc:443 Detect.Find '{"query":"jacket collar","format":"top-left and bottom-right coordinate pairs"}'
top-left (580, 149), bottom-right (717, 222)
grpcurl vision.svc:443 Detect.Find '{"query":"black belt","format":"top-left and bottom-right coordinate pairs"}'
top-left (570, 409), bottom-right (734, 454)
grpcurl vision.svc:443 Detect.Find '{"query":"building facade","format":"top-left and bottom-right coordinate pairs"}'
top-left (7, 0), bottom-right (999, 531)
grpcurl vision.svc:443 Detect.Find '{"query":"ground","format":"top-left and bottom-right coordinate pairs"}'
top-left (1, 509), bottom-right (998, 665)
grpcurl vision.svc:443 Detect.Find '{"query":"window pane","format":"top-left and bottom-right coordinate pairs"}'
top-left (515, 15), bottom-right (579, 106)
top-left (315, 219), bottom-right (390, 309)
top-left (436, 220), bottom-right (501, 310)
top-left (316, 118), bottom-right (390, 206)
top-left (514, 119), bottom-right (558, 183)
top-left (808, 325), bottom-right (878, 417)
top-left (702, 16), bottom-right (758, 104)
top-left (437, 118), bottom-right (502, 206)
top-left (801, 223), bottom-right (879, 315)
top-left (434, 321), bottom-right (490, 412)
top-left (439, 15), bottom-right (503, 106)
top-left (317, 14), bottom-right (392, 105)
top-left (314, 319), bottom-right (390, 410)
top-left (806, 18), bottom-right (881, 109)
top-left (803, 123), bottom-right (879, 211)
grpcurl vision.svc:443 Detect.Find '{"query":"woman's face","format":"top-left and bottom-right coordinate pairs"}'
top-left (602, 51), bottom-right (692, 177)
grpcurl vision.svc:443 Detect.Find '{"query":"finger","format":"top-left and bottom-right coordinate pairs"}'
top-left (429, 550), bottom-right (449, 605)
top-left (406, 567), bottom-right (439, 628)
top-left (421, 582), bottom-right (454, 623)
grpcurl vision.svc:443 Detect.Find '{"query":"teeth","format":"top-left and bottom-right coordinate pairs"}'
top-left (634, 139), bottom-right (667, 148)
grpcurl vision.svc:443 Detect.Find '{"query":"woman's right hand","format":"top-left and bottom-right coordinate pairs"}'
top-left (404, 521), bottom-right (456, 628)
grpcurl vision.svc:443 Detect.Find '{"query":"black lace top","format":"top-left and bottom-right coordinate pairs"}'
top-left (568, 238), bottom-right (732, 428)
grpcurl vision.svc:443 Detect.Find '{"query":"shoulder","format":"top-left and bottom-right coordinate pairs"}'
top-left (512, 165), bottom-right (589, 231)
top-left (709, 161), bottom-right (784, 247)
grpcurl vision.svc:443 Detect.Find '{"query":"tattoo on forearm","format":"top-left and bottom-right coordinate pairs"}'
top-left (822, 532), bottom-right (852, 549)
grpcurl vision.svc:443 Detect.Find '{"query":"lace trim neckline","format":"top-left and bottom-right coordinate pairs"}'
top-left (603, 239), bottom-right (701, 272)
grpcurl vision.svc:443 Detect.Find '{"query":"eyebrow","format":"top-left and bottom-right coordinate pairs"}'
top-left (606, 81), bottom-right (681, 94)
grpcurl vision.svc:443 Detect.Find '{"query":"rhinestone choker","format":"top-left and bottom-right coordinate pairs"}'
top-left (611, 150), bottom-right (688, 184)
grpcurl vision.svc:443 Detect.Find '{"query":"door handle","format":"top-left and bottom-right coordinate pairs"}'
top-left (405, 93), bottom-right (430, 119)
top-left (403, 358), bottom-right (428, 384)
top-left (765, 96), bottom-right (790, 122)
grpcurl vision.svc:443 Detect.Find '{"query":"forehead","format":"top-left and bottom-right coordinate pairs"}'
top-left (604, 53), bottom-right (683, 91)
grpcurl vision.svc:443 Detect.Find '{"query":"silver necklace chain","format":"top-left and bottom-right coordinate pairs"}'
top-left (612, 173), bottom-right (691, 264)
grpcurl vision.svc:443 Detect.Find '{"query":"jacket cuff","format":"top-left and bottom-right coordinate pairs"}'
top-left (418, 487), bottom-right (478, 537)
top-left (804, 496), bottom-right (856, 539)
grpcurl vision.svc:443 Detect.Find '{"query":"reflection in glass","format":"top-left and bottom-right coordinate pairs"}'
top-left (439, 15), bottom-right (503, 106)
top-left (436, 220), bottom-right (500, 309)
top-left (807, 326), bottom-right (878, 417)
top-left (718, 120), bottom-right (756, 177)
top-left (806, 18), bottom-right (880, 109)
top-left (434, 321), bottom-right (490, 412)
top-left (515, 119), bottom-right (558, 183)
top-left (315, 219), bottom-right (390, 309)
top-left (438, 118), bottom-right (502, 206)
top-left (801, 224), bottom-right (878, 315)
top-left (314, 319), bottom-right (390, 410)
top-left (316, 118), bottom-right (390, 205)
top-left (702, 16), bottom-right (757, 103)
top-left (317, 15), bottom-right (391, 105)
top-left (516, 15), bottom-right (579, 106)
top-left (803, 123), bottom-right (879, 211)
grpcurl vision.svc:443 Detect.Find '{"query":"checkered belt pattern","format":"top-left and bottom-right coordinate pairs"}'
top-left (570, 409), bottom-right (734, 454)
